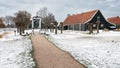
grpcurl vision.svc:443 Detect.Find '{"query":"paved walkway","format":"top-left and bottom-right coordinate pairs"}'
top-left (31, 33), bottom-right (86, 68)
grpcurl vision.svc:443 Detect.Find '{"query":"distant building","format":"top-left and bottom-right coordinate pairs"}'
top-left (0, 20), bottom-right (5, 28)
top-left (28, 16), bottom-right (43, 29)
top-left (63, 9), bottom-right (115, 31)
top-left (107, 16), bottom-right (120, 30)
top-left (0, 23), bottom-right (5, 28)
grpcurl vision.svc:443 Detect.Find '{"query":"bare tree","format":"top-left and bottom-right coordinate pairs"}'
top-left (3, 16), bottom-right (15, 28)
top-left (14, 10), bottom-right (31, 35)
top-left (45, 13), bottom-right (56, 25)
top-left (36, 7), bottom-right (56, 29)
top-left (36, 7), bottom-right (48, 18)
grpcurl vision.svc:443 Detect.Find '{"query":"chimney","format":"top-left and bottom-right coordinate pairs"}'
top-left (67, 14), bottom-right (71, 17)
top-left (117, 16), bottom-right (119, 18)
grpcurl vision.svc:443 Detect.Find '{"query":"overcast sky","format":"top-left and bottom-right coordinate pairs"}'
top-left (0, 0), bottom-right (120, 22)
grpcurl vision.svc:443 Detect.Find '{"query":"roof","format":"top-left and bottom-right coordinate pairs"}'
top-left (63, 10), bottom-right (98, 25)
top-left (107, 16), bottom-right (120, 25)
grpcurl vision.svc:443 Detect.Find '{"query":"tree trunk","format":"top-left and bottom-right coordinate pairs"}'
top-left (89, 23), bottom-right (93, 34)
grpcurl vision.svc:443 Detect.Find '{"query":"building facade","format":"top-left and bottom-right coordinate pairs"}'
top-left (107, 16), bottom-right (120, 30)
top-left (63, 10), bottom-right (115, 31)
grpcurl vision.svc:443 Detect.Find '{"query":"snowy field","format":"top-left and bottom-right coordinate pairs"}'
top-left (46, 30), bottom-right (120, 68)
top-left (0, 29), bottom-right (35, 68)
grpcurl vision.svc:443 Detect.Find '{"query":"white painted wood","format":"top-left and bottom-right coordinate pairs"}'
top-left (39, 18), bottom-right (42, 29)
top-left (32, 19), bottom-right (34, 29)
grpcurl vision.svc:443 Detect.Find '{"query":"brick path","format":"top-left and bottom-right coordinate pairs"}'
top-left (31, 33), bottom-right (86, 68)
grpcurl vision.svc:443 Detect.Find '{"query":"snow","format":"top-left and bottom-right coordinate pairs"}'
top-left (46, 30), bottom-right (120, 68)
top-left (0, 31), bottom-right (23, 41)
top-left (0, 29), bottom-right (35, 68)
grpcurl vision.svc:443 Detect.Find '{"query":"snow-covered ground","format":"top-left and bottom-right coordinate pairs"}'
top-left (0, 29), bottom-right (35, 68)
top-left (46, 30), bottom-right (120, 68)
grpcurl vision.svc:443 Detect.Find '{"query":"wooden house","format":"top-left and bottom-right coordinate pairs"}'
top-left (0, 23), bottom-right (5, 28)
top-left (0, 19), bottom-right (5, 28)
top-left (107, 16), bottom-right (120, 30)
top-left (63, 10), bottom-right (115, 31)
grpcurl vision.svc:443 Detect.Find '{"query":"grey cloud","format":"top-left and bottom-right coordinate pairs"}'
top-left (0, 0), bottom-right (120, 22)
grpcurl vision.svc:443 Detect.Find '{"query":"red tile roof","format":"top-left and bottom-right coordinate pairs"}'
top-left (63, 10), bottom-right (98, 25)
top-left (107, 16), bottom-right (120, 25)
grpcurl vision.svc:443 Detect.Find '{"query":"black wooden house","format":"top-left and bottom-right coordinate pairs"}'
top-left (63, 10), bottom-right (115, 31)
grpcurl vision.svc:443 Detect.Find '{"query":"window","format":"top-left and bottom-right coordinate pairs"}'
top-left (101, 24), bottom-right (104, 27)
top-left (93, 24), bottom-right (96, 27)
top-left (97, 16), bottom-right (100, 21)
